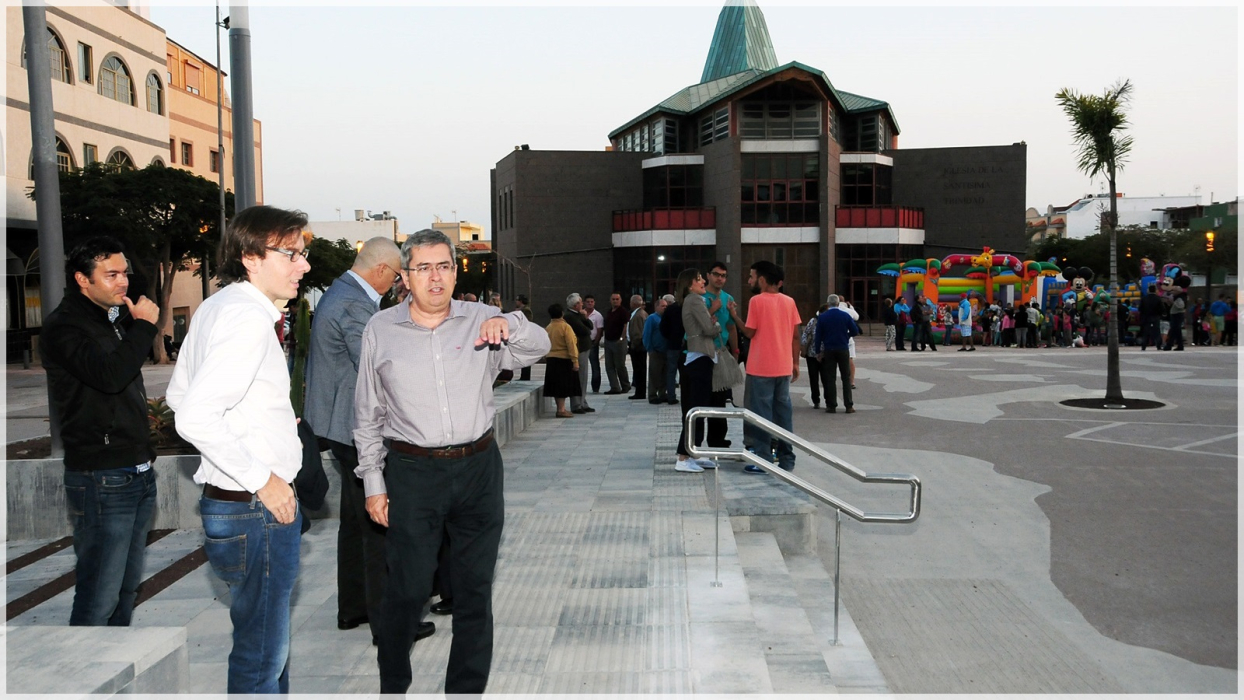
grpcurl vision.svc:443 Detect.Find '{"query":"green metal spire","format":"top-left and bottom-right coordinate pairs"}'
top-left (701, 0), bottom-right (778, 84)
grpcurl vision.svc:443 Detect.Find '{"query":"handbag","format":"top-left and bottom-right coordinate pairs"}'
top-left (711, 350), bottom-right (744, 392)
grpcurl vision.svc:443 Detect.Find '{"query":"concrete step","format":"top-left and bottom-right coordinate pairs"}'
top-left (736, 531), bottom-right (839, 693)
top-left (6, 625), bottom-right (189, 694)
top-left (784, 550), bottom-right (891, 693)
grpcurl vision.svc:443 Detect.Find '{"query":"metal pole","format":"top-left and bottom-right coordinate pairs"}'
top-left (712, 438), bottom-right (722, 588)
top-left (831, 508), bottom-right (841, 646)
top-left (228, 4), bottom-right (256, 209)
top-left (206, 2), bottom-right (227, 300)
top-left (24, 2), bottom-right (66, 457)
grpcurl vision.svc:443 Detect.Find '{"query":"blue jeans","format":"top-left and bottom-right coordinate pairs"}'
top-left (743, 374), bottom-right (795, 470)
top-left (64, 467), bottom-right (157, 626)
top-left (200, 495), bottom-right (302, 694)
top-left (665, 348), bottom-right (682, 400)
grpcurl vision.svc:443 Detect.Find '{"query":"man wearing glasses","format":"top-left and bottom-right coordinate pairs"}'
top-left (703, 262), bottom-right (739, 447)
top-left (166, 205), bottom-right (312, 693)
top-left (353, 229), bottom-right (549, 694)
top-left (304, 237), bottom-right (437, 644)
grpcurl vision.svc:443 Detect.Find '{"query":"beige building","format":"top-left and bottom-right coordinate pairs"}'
top-left (6, 2), bottom-right (169, 357)
top-left (5, 2), bottom-right (265, 358)
top-left (432, 218), bottom-right (489, 249)
top-left (165, 38), bottom-right (263, 205)
top-left (5, 2), bottom-right (169, 227)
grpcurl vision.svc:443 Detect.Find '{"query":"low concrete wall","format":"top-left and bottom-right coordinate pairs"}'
top-left (6, 626), bottom-right (188, 694)
top-left (6, 383), bottom-right (545, 541)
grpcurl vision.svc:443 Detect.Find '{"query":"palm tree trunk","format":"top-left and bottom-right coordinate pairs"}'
top-left (1104, 164), bottom-right (1124, 403)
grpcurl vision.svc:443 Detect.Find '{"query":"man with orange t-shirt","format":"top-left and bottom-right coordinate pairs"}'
top-left (726, 260), bottom-right (801, 473)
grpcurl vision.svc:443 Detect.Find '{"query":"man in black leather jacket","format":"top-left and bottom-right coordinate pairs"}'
top-left (41, 236), bottom-right (160, 626)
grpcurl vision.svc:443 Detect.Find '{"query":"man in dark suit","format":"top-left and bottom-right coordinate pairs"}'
top-left (304, 237), bottom-right (433, 642)
top-left (1138, 284), bottom-right (1164, 350)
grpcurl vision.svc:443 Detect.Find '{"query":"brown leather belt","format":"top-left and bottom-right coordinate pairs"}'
top-left (203, 483), bottom-right (254, 503)
top-left (386, 430), bottom-right (493, 460)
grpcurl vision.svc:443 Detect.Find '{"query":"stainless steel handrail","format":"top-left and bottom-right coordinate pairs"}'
top-left (685, 406), bottom-right (921, 523)
top-left (684, 405), bottom-right (922, 645)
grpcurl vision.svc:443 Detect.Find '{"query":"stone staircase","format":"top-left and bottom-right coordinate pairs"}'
top-left (4, 386), bottom-right (889, 694)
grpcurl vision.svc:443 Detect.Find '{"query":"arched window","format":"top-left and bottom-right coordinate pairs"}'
top-left (99, 56), bottom-right (133, 105)
top-left (21, 28), bottom-right (72, 83)
top-left (150, 156), bottom-right (166, 167)
top-left (106, 150), bottom-right (134, 170)
top-left (28, 137), bottom-right (75, 179)
top-left (145, 73), bottom-right (162, 115)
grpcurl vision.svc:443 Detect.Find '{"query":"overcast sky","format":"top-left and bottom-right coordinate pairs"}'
top-left (150, 2), bottom-right (1238, 237)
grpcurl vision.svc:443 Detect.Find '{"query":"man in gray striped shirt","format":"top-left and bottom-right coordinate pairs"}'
top-left (353, 229), bottom-right (549, 694)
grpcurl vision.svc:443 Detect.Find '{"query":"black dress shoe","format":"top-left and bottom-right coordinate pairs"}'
top-left (649, 398), bottom-right (662, 404)
top-left (338, 614), bottom-right (368, 630)
top-left (431, 599), bottom-right (453, 615)
top-left (373, 621), bottom-right (435, 646)
top-left (666, 398), bottom-right (679, 404)
top-left (628, 394), bottom-right (644, 400)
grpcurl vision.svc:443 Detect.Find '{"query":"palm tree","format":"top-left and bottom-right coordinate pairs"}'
top-left (1056, 79), bottom-right (1134, 405)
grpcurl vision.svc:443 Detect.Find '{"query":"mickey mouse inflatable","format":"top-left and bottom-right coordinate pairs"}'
top-left (1059, 265), bottom-right (1096, 311)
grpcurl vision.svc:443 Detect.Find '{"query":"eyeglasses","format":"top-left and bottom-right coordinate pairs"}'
top-left (404, 262), bottom-right (456, 276)
top-left (709, 271), bottom-right (727, 278)
top-left (267, 246), bottom-right (310, 263)
top-left (380, 263), bottom-right (401, 284)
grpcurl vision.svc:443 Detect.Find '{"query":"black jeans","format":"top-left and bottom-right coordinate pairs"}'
top-left (895, 322), bottom-right (907, 350)
top-left (328, 441), bottom-right (388, 625)
top-left (708, 387), bottom-right (732, 446)
top-left (376, 443), bottom-right (504, 694)
top-left (628, 346), bottom-right (646, 395)
top-left (1140, 319), bottom-right (1161, 348)
top-left (805, 355), bottom-right (823, 405)
top-left (821, 349), bottom-right (852, 409)
top-left (677, 356), bottom-right (715, 457)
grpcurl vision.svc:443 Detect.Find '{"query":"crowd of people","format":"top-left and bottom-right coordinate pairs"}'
top-left (875, 288), bottom-right (1238, 351)
top-left (543, 261), bottom-right (888, 476)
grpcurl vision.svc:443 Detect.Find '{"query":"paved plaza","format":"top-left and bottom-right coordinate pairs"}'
top-left (3, 335), bottom-right (1238, 693)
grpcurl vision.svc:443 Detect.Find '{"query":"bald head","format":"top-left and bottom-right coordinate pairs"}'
top-left (352, 237), bottom-right (402, 295)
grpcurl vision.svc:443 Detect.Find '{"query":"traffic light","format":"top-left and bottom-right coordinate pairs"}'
top-left (1206, 231), bottom-right (1215, 252)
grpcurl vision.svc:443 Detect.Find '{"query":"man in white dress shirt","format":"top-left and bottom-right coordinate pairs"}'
top-left (166, 205), bottom-right (311, 694)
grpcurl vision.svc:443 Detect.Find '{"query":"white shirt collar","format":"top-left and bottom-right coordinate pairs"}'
top-left (347, 270), bottom-right (383, 306)
top-left (235, 281), bottom-right (284, 322)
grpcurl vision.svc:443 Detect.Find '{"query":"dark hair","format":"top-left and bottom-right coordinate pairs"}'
top-left (517, 294), bottom-right (528, 304)
top-left (750, 260), bottom-right (783, 286)
top-left (217, 205), bottom-right (308, 285)
top-left (584, 294), bottom-right (595, 302)
top-left (547, 303), bottom-right (563, 319)
top-left (675, 268), bottom-right (702, 304)
top-left (710, 261), bottom-right (728, 273)
top-left (66, 236), bottom-right (125, 281)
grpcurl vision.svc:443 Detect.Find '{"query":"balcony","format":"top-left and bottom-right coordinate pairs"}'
top-left (613, 207), bottom-right (716, 233)
top-left (835, 205), bottom-right (924, 229)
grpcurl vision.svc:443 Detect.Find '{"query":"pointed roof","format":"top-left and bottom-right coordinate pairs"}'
top-left (701, 0), bottom-right (778, 83)
top-left (609, 61), bottom-right (901, 140)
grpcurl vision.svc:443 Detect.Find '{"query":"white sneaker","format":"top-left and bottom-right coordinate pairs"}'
top-left (675, 458), bottom-right (704, 473)
top-left (694, 458), bottom-right (718, 469)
